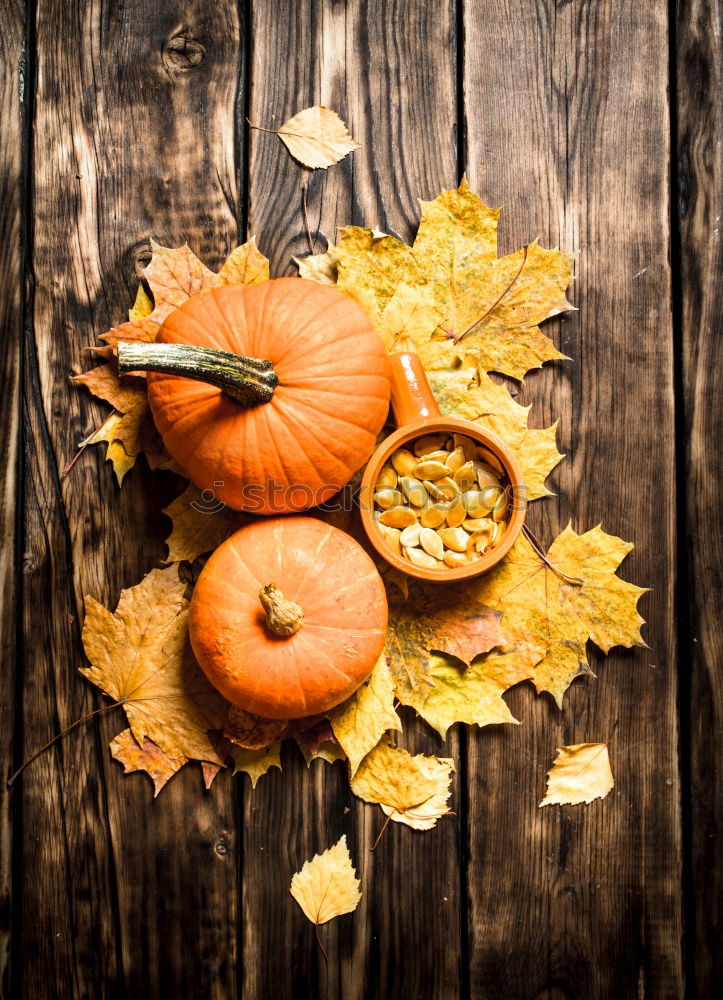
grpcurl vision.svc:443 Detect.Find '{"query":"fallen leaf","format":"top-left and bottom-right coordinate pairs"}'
top-left (385, 585), bottom-right (503, 707)
top-left (128, 283), bottom-right (153, 322)
top-left (230, 743), bottom-right (282, 787)
top-left (290, 835), bottom-right (361, 925)
top-left (224, 705), bottom-right (288, 750)
top-left (428, 367), bottom-right (564, 500)
top-left (201, 761), bottom-right (224, 789)
top-left (274, 107), bottom-right (360, 169)
top-left (80, 415), bottom-right (137, 484)
top-left (218, 237), bottom-right (270, 285)
top-left (408, 632), bottom-right (546, 738)
top-left (162, 483), bottom-right (243, 564)
top-left (539, 742), bottom-right (614, 806)
top-left (475, 525), bottom-right (647, 706)
top-left (351, 742), bottom-right (455, 831)
top-left (109, 728), bottom-right (187, 795)
top-left (292, 718), bottom-right (347, 766)
top-left (81, 566), bottom-right (227, 763)
top-left (328, 655), bottom-right (401, 775)
top-left (294, 248), bottom-right (338, 285)
top-left (335, 226), bottom-right (424, 311)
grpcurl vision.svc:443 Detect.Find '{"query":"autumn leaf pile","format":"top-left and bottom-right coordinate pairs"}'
top-left (73, 180), bottom-right (645, 831)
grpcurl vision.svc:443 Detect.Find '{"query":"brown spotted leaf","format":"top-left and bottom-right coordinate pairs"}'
top-left (110, 728), bottom-right (187, 795)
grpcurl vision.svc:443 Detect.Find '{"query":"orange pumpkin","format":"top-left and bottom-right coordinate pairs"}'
top-left (118, 278), bottom-right (390, 514)
top-left (189, 517), bottom-right (388, 719)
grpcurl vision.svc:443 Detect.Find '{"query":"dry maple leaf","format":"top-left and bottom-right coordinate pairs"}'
top-left (81, 566), bottom-right (227, 763)
top-left (201, 761), bottom-right (224, 789)
top-left (385, 585), bottom-right (502, 707)
top-left (427, 367), bottom-right (564, 500)
top-left (230, 743), bottom-right (282, 787)
top-left (224, 705), bottom-right (289, 750)
top-left (539, 742), bottom-right (614, 806)
top-left (294, 248), bottom-right (338, 285)
top-left (290, 836), bottom-right (362, 926)
top-left (406, 631), bottom-right (546, 738)
top-left (267, 107), bottom-right (360, 169)
top-left (474, 525), bottom-right (647, 707)
top-left (162, 483), bottom-right (244, 564)
top-left (335, 226), bottom-right (424, 310)
top-left (350, 742), bottom-right (455, 831)
top-left (328, 655), bottom-right (401, 775)
top-left (109, 728), bottom-right (188, 795)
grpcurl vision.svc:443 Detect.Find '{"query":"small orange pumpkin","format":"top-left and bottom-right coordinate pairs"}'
top-left (189, 518), bottom-right (388, 719)
top-left (118, 278), bottom-right (390, 514)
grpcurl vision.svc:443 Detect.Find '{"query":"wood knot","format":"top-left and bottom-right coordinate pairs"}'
top-left (133, 244), bottom-right (152, 272)
top-left (163, 32), bottom-right (205, 72)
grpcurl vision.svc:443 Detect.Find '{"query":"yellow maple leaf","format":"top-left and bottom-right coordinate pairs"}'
top-left (328, 655), bottom-right (401, 775)
top-left (335, 226), bottom-right (424, 310)
top-left (230, 743), bottom-right (282, 787)
top-left (539, 742), bottom-right (614, 807)
top-left (162, 483), bottom-right (244, 564)
top-left (294, 248), bottom-right (338, 285)
top-left (427, 367), bottom-right (564, 500)
top-left (290, 836), bottom-right (361, 925)
top-left (268, 106), bottom-right (360, 169)
top-left (385, 585), bottom-right (502, 707)
top-left (350, 742), bottom-right (455, 831)
top-left (475, 526), bottom-right (648, 707)
top-left (128, 283), bottom-right (153, 322)
top-left (406, 632), bottom-right (545, 738)
top-left (80, 566), bottom-right (227, 763)
top-left (109, 728), bottom-right (187, 796)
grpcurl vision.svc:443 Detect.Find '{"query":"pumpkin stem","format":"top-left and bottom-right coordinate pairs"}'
top-left (259, 584), bottom-right (304, 637)
top-left (117, 342), bottom-right (278, 406)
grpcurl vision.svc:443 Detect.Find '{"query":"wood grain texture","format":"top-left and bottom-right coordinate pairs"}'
top-left (18, 1), bottom-right (243, 996)
top-left (0, 2), bottom-right (24, 994)
top-left (677, 0), bottom-right (723, 995)
top-left (244, 2), bottom-right (461, 997)
top-left (463, 1), bottom-right (683, 997)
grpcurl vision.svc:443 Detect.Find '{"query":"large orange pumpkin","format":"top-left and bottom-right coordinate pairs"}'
top-left (189, 517), bottom-right (388, 719)
top-left (118, 278), bottom-right (390, 514)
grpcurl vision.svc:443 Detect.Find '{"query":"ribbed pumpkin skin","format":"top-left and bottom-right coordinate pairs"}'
top-left (189, 518), bottom-right (388, 719)
top-left (147, 278), bottom-right (390, 514)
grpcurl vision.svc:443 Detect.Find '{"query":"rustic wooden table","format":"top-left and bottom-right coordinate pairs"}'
top-left (2, 1), bottom-right (721, 997)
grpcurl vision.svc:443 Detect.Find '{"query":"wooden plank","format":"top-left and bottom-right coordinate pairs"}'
top-left (463, 1), bottom-right (683, 996)
top-left (677, 0), bottom-right (723, 994)
top-left (0, 1), bottom-right (25, 993)
top-left (244, 3), bottom-right (461, 997)
top-left (20, 2), bottom-right (244, 996)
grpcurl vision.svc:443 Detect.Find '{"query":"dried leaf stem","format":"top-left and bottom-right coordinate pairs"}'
top-left (456, 244), bottom-right (529, 343)
top-left (522, 523), bottom-right (583, 586)
top-left (302, 182), bottom-right (314, 254)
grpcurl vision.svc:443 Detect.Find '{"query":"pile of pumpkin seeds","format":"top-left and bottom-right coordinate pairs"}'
top-left (373, 432), bottom-right (510, 571)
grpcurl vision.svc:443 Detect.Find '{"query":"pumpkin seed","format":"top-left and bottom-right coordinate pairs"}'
top-left (444, 550), bottom-right (471, 568)
top-left (446, 446), bottom-right (466, 472)
top-left (453, 461), bottom-right (477, 491)
top-left (491, 520), bottom-right (508, 546)
top-left (426, 475), bottom-right (459, 501)
top-left (492, 491), bottom-right (508, 522)
top-left (413, 434), bottom-right (446, 456)
top-left (414, 459), bottom-right (448, 480)
top-left (421, 503), bottom-right (449, 529)
top-left (377, 463), bottom-right (398, 489)
top-left (454, 433), bottom-right (477, 461)
top-left (445, 496), bottom-right (467, 527)
top-left (476, 446), bottom-right (505, 476)
top-left (463, 489), bottom-right (492, 518)
top-left (379, 506), bottom-right (417, 528)
top-left (420, 527), bottom-right (444, 560)
top-left (471, 532), bottom-right (489, 553)
top-left (378, 523), bottom-right (402, 555)
top-left (391, 448), bottom-right (417, 477)
top-left (374, 488), bottom-right (402, 510)
top-left (463, 517), bottom-right (494, 534)
top-left (420, 449), bottom-right (451, 463)
top-left (400, 523), bottom-right (422, 548)
top-left (399, 476), bottom-right (428, 507)
top-left (438, 526), bottom-right (470, 552)
top-left (475, 462), bottom-right (502, 489)
top-left (405, 547), bottom-right (441, 570)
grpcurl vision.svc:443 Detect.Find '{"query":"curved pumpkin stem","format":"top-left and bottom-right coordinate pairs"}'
top-left (117, 342), bottom-right (278, 406)
top-left (259, 584), bottom-right (304, 636)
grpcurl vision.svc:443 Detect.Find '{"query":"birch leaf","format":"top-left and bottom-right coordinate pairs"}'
top-left (276, 107), bottom-right (360, 169)
top-left (290, 836), bottom-right (361, 925)
top-left (350, 742), bottom-right (455, 831)
top-left (540, 743), bottom-right (614, 806)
